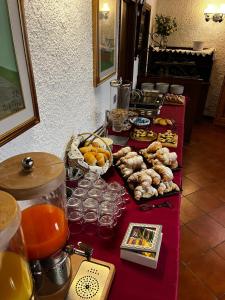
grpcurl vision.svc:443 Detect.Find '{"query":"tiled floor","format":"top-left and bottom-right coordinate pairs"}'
top-left (179, 120), bottom-right (225, 300)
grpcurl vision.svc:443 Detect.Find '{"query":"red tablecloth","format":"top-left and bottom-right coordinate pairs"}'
top-left (68, 104), bottom-right (185, 300)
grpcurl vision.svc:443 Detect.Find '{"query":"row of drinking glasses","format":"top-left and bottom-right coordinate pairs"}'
top-left (67, 172), bottom-right (129, 238)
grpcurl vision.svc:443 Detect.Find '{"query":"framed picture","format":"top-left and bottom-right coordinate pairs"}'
top-left (0, 0), bottom-right (39, 147)
top-left (92, 0), bottom-right (118, 87)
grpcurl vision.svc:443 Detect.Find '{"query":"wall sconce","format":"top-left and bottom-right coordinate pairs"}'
top-left (100, 3), bottom-right (110, 20)
top-left (204, 4), bottom-right (225, 22)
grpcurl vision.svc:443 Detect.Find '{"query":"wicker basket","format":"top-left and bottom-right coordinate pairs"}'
top-left (67, 133), bottom-right (113, 176)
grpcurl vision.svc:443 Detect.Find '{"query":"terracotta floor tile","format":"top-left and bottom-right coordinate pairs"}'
top-left (186, 190), bottom-right (224, 213)
top-left (214, 242), bottom-right (225, 260)
top-left (205, 181), bottom-right (225, 202)
top-left (180, 197), bottom-right (204, 224)
top-left (187, 215), bottom-right (225, 247)
top-left (178, 263), bottom-right (217, 300)
top-left (188, 250), bottom-right (225, 297)
top-left (209, 205), bottom-right (225, 227)
top-left (186, 170), bottom-right (219, 188)
top-left (180, 226), bottom-right (210, 263)
top-left (182, 177), bottom-right (201, 196)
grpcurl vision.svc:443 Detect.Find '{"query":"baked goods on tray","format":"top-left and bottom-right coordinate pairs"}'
top-left (157, 130), bottom-right (178, 148)
top-left (139, 141), bottom-right (178, 169)
top-left (113, 148), bottom-right (147, 178)
top-left (113, 146), bottom-right (180, 201)
top-left (130, 128), bottom-right (157, 141)
top-left (164, 94), bottom-right (185, 105)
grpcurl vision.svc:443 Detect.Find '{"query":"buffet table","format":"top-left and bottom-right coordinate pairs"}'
top-left (68, 103), bottom-right (185, 300)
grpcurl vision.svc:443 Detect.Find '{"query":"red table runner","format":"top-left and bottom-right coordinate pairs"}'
top-left (68, 104), bottom-right (185, 300)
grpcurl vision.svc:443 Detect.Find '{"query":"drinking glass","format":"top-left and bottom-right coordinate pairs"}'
top-left (107, 182), bottom-right (129, 203)
top-left (102, 191), bottom-right (117, 202)
top-left (78, 179), bottom-right (93, 190)
top-left (72, 187), bottom-right (87, 200)
top-left (87, 188), bottom-right (103, 203)
top-left (98, 201), bottom-right (116, 239)
top-left (94, 178), bottom-right (108, 191)
top-left (102, 192), bottom-right (123, 218)
top-left (84, 171), bottom-right (99, 182)
top-left (67, 198), bottom-right (83, 234)
top-left (83, 198), bottom-right (99, 235)
top-left (67, 198), bottom-right (83, 221)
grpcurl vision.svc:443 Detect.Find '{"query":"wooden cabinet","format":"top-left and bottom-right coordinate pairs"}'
top-left (214, 76), bottom-right (225, 127)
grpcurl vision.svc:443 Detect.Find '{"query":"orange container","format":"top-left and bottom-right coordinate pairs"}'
top-left (22, 204), bottom-right (69, 260)
top-left (0, 152), bottom-right (68, 261)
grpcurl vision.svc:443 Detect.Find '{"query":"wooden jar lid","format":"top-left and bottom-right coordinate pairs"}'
top-left (0, 191), bottom-right (18, 230)
top-left (0, 152), bottom-right (65, 200)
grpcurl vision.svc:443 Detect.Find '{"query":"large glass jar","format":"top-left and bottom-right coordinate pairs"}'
top-left (0, 190), bottom-right (33, 300)
top-left (0, 152), bottom-right (68, 261)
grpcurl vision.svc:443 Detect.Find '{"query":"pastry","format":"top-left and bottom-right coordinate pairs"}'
top-left (153, 117), bottom-right (174, 126)
top-left (164, 94), bottom-right (185, 105)
top-left (157, 130), bottom-right (178, 148)
top-left (95, 153), bottom-right (105, 167)
top-left (83, 152), bottom-right (97, 166)
top-left (131, 128), bottom-right (157, 141)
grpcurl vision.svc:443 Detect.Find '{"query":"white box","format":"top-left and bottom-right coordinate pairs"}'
top-left (120, 223), bottom-right (163, 269)
top-left (120, 233), bottom-right (162, 269)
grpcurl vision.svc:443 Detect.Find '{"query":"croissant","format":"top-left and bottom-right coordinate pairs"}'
top-left (95, 153), bottom-right (105, 167)
top-left (146, 141), bottom-right (162, 153)
top-left (83, 152), bottom-right (97, 166)
top-left (153, 161), bottom-right (173, 182)
top-left (113, 147), bottom-right (132, 159)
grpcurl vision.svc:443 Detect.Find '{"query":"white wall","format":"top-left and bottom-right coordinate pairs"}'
top-left (0, 0), bottom-right (116, 161)
top-left (156, 0), bottom-right (225, 116)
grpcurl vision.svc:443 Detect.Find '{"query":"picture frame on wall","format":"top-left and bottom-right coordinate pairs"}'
top-left (0, 0), bottom-right (39, 147)
top-left (92, 0), bottom-right (118, 87)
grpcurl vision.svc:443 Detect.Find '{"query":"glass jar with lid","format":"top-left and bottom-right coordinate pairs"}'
top-left (0, 152), bottom-right (70, 297)
top-left (0, 190), bottom-right (33, 300)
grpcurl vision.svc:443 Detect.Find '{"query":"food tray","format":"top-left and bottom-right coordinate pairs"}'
top-left (114, 165), bottom-right (180, 204)
top-left (140, 154), bottom-right (182, 172)
top-left (130, 130), bottom-right (157, 142)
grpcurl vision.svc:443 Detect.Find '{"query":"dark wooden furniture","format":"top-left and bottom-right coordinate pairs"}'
top-left (137, 47), bottom-right (214, 142)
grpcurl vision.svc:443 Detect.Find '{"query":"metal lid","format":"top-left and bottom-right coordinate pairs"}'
top-left (0, 152), bottom-right (65, 200)
top-left (0, 191), bottom-right (18, 230)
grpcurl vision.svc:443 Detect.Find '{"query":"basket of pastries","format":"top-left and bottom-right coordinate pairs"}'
top-left (66, 133), bottom-right (112, 175)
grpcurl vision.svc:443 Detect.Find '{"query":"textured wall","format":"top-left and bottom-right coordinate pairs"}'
top-left (156, 0), bottom-right (225, 116)
top-left (0, 0), bottom-right (115, 161)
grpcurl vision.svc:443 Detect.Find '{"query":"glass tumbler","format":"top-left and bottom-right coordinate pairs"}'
top-left (83, 198), bottom-right (99, 235)
top-left (102, 192), bottom-right (122, 218)
top-left (84, 171), bottom-right (99, 182)
top-left (72, 187), bottom-right (87, 200)
top-left (67, 198), bottom-right (83, 234)
top-left (107, 182), bottom-right (129, 203)
top-left (87, 188), bottom-right (103, 203)
top-left (94, 178), bottom-right (108, 191)
top-left (98, 201), bottom-right (116, 239)
top-left (78, 179), bottom-right (93, 190)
